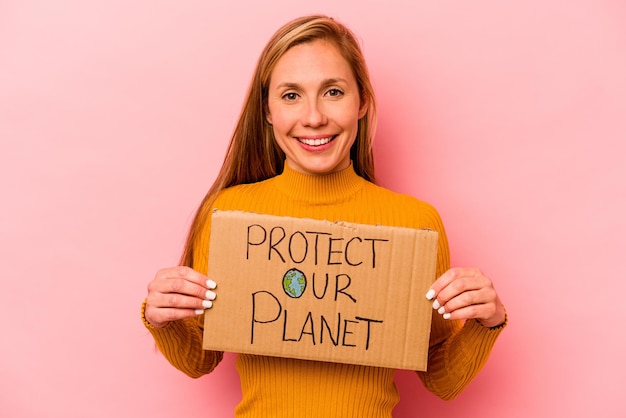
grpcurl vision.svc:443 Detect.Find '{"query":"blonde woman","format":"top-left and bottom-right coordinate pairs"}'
top-left (142, 15), bottom-right (506, 417)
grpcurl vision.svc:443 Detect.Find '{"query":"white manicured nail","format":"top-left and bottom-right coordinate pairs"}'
top-left (437, 306), bottom-right (446, 315)
top-left (206, 290), bottom-right (216, 300)
top-left (443, 313), bottom-right (451, 320)
top-left (432, 300), bottom-right (440, 310)
top-left (202, 300), bottom-right (213, 309)
top-left (207, 279), bottom-right (217, 289)
top-left (426, 289), bottom-right (436, 300)
top-left (194, 309), bottom-right (204, 315)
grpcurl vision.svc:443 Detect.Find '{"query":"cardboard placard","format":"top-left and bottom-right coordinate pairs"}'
top-left (203, 210), bottom-right (438, 371)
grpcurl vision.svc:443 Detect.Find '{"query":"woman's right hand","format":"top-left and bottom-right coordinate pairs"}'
top-left (144, 266), bottom-right (217, 328)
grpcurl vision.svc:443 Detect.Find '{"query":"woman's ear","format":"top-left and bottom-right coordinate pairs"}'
top-left (266, 109), bottom-right (273, 125)
top-left (358, 98), bottom-right (368, 119)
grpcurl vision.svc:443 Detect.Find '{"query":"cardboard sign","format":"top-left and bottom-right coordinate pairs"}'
top-left (203, 210), bottom-right (439, 371)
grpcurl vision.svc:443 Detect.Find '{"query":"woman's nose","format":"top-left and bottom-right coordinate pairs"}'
top-left (301, 99), bottom-right (328, 127)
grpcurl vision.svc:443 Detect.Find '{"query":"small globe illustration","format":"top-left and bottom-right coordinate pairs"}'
top-left (282, 268), bottom-right (307, 298)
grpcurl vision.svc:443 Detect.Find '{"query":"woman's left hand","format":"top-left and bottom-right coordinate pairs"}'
top-left (426, 267), bottom-right (506, 328)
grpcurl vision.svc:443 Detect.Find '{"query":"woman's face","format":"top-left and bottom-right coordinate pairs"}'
top-left (266, 39), bottom-right (366, 176)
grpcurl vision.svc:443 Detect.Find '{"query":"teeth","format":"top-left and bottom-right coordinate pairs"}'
top-left (298, 137), bottom-right (333, 146)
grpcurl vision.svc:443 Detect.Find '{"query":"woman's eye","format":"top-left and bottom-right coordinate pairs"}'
top-left (282, 92), bottom-right (298, 101)
top-left (326, 88), bottom-right (343, 97)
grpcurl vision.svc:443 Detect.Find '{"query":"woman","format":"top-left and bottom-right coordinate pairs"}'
top-left (142, 15), bottom-right (506, 417)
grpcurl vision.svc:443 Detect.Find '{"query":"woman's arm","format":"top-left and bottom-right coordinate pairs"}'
top-left (416, 207), bottom-right (507, 399)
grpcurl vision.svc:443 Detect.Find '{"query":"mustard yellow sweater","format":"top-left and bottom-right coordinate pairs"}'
top-left (143, 163), bottom-right (506, 417)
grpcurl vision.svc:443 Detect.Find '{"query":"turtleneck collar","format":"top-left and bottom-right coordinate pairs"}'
top-left (273, 162), bottom-right (367, 204)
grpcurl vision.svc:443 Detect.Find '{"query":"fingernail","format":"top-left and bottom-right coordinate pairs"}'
top-left (443, 313), bottom-right (451, 320)
top-left (194, 309), bottom-right (204, 315)
top-left (437, 306), bottom-right (446, 315)
top-left (432, 300), bottom-right (440, 310)
top-left (202, 300), bottom-right (213, 309)
top-left (206, 290), bottom-right (216, 300)
top-left (207, 279), bottom-right (217, 289)
top-left (426, 289), bottom-right (435, 300)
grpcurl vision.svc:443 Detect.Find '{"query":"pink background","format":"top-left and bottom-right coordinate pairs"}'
top-left (1, 1), bottom-right (625, 417)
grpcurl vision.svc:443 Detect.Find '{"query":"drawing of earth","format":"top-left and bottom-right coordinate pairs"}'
top-left (282, 268), bottom-right (306, 298)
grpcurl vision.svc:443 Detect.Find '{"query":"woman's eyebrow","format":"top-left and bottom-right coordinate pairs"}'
top-left (275, 82), bottom-right (301, 90)
top-left (321, 77), bottom-right (348, 86)
top-left (274, 78), bottom-right (349, 90)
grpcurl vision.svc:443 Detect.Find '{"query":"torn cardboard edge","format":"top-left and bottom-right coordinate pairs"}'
top-left (203, 210), bottom-right (439, 371)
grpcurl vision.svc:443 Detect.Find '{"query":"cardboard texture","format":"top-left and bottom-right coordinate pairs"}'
top-left (203, 210), bottom-right (439, 371)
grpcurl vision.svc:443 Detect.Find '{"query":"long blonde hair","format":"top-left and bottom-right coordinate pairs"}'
top-left (180, 15), bottom-right (378, 266)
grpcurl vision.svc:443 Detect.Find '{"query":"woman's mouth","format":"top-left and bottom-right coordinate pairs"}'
top-left (296, 136), bottom-right (336, 147)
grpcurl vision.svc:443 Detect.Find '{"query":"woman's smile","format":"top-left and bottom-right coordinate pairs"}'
top-left (295, 135), bottom-right (336, 148)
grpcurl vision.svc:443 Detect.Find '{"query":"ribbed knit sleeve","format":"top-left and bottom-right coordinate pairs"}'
top-left (418, 313), bottom-right (506, 400)
top-left (141, 302), bottom-right (223, 378)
